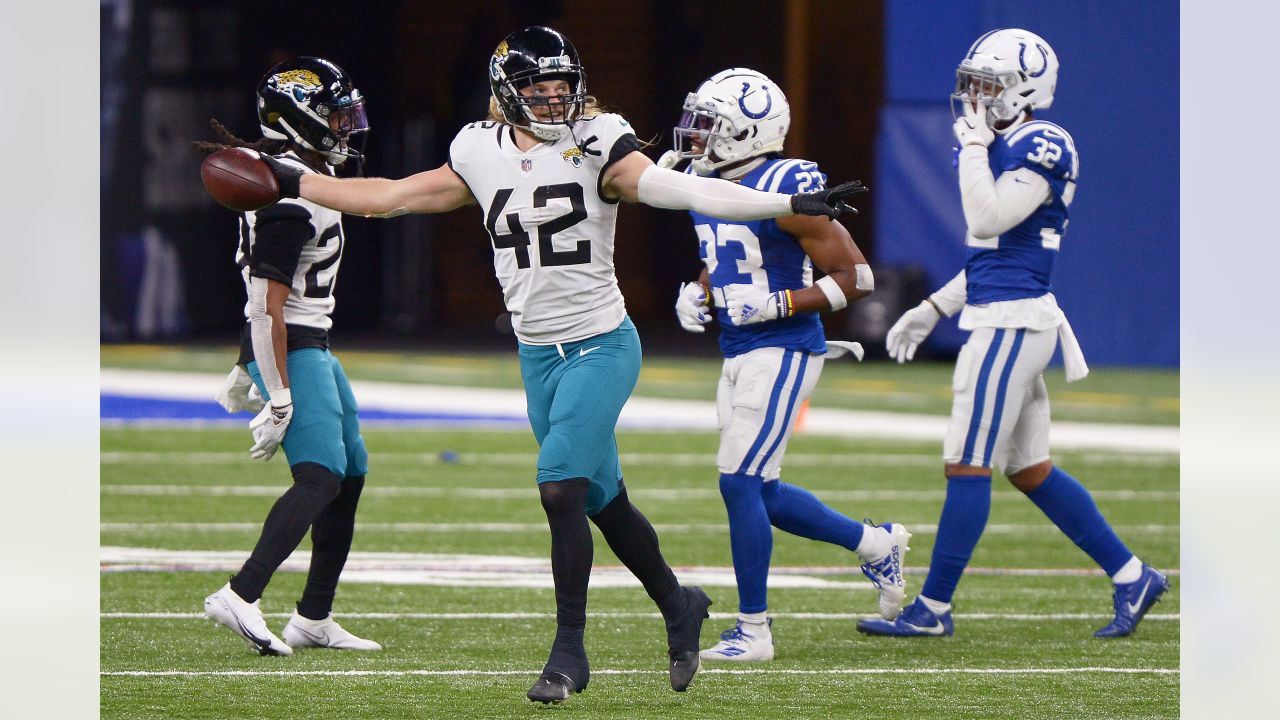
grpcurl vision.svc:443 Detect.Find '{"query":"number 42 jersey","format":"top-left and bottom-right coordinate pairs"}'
top-left (448, 113), bottom-right (642, 345)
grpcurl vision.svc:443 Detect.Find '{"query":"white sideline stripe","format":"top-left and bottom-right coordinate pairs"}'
top-left (101, 521), bottom-right (1179, 535)
top-left (103, 611), bottom-right (1180, 622)
top-left (99, 368), bottom-right (1180, 453)
top-left (102, 667), bottom-right (1177, 677)
top-left (99, 450), bottom-right (1180, 467)
top-left (99, 484), bottom-right (1180, 502)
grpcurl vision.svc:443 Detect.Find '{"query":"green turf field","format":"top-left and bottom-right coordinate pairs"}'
top-left (101, 422), bottom-right (1179, 719)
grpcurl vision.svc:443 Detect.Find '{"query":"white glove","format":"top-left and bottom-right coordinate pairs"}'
top-left (885, 301), bottom-right (941, 363)
top-left (656, 150), bottom-right (681, 170)
top-left (953, 98), bottom-right (995, 148)
top-left (724, 283), bottom-right (792, 326)
top-left (675, 282), bottom-right (712, 333)
top-left (215, 365), bottom-right (265, 413)
top-left (248, 388), bottom-right (293, 461)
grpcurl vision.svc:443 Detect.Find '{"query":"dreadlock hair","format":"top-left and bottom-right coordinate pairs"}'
top-left (191, 118), bottom-right (287, 156)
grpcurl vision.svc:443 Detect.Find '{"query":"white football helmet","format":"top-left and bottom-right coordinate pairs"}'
top-left (953, 28), bottom-right (1058, 131)
top-left (673, 68), bottom-right (790, 175)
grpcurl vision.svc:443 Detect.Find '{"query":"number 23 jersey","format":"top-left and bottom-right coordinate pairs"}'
top-left (448, 113), bottom-right (642, 345)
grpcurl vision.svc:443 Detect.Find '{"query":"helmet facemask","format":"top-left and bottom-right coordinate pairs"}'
top-left (672, 68), bottom-right (790, 176)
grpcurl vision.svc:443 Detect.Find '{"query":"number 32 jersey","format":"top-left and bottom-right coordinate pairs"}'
top-left (448, 113), bottom-right (642, 345)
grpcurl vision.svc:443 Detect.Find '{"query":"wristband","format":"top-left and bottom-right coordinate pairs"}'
top-left (699, 280), bottom-right (713, 307)
top-left (780, 289), bottom-right (796, 318)
top-left (815, 275), bottom-right (847, 311)
top-left (924, 298), bottom-right (945, 317)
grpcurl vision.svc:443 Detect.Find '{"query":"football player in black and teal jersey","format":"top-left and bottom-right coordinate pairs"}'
top-left (252, 26), bottom-right (862, 703)
top-left (857, 29), bottom-right (1169, 639)
top-left (200, 57), bottom-right (380, 656)
top-left (664, 68), bottom-right (910, 662)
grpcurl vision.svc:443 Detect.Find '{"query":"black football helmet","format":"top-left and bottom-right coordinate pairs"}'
top-left (257, 57), bottom-right (368, 166)
top-left (488, 26), bottom-right (587, 140)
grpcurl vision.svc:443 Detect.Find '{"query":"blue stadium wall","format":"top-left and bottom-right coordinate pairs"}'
top-left (874, 1), bottom-right (1178, 367)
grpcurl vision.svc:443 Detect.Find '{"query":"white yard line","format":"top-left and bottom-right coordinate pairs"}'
top-left (103, 610), bottom-right (1179, 622)
top-left (101, 521), bottom-right (1178, 534)
top-left (102, 667), bottom-right (1178, 677)
top-left (100, 368), bottom-right (1180, 453)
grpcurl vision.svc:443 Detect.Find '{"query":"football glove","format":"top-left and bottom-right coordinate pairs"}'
top-left (790, 180), bottom-right (868, 219)
top-left (256, 152), bottom-right (304, 199)
top-left (885, 301), bottom-right (942, 363)
top-left (953, 99), bottom-right (995, 148)
top-left (723, 283), bottom-right (796, 326)
top-left (675, 282), bottom-right (712, 333)
top-left (215, 365), bottom-right (265, 413)
top-left (248, 389), bottom-right (293, 462)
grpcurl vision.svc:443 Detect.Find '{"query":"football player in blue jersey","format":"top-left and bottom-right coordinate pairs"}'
top-left (856, 29), bottom-right (1169, 640)
top-left (197, 57), bottom-right (381, 656)
top-left (249, 28), bottom-right (864, 702)
top-left (665, 68), bottom-right (911, 662)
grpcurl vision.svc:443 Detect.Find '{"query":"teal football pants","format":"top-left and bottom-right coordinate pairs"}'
top-left (247, 348), bottom-right (368, 480)
top-left (518, 317), bottom-right (641, 515)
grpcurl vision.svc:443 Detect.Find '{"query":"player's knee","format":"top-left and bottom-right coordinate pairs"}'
top-left (944, 462), bottom-right (992, 478)
top-left (719, 472), bottom-right (762, 505)
top-left (290, 462), bottom-right (343, 503)
top-left (539, 478), bottom-right (590, 516)
top-left (346, 435), bottom-right (369, 477)
top-left (1007, 460), bottom-right (1053, 493)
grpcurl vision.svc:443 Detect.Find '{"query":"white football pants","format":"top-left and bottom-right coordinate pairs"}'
top-left (716, 347), bottom-right (823, 480)
top-left (944, 326), bottom-right (1057, 474)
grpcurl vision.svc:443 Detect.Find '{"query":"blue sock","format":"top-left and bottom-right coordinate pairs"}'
top-left (1026, 466), bottom-right (1133, 576)
top-left (921, 475), bottom-right (992, 604)
top-left (718, 473), bottom-right (773, 614)
top-left (760, 480), bottom-right (864, 551)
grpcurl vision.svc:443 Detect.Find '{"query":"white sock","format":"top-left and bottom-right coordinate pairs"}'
top-left (855, 523), bottom-right (890, 561)
top-left (738, 611), bottom-right (768, 626)
top-left (1111, 556), bottom-right (1143, 584)
top-left (920, 596), bottom-right (951, 616)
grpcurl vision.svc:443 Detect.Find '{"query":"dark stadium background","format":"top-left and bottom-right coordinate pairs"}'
top-left (99, 0), bottom-right (1178, 366)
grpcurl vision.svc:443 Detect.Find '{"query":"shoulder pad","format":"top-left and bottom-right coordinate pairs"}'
top-left (749, 158), bottom-right (827, 194)
top-left (1002, 121), bottom-right (1079, 180)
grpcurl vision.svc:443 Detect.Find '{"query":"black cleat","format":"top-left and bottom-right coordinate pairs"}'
top-left (526, 671), bottom-right (581, 704)
top-left (665, 586), bottom-right (712, 691)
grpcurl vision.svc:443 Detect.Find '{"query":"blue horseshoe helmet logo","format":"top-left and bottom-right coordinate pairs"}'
top-left (1019, 42), bottom-right (1049, 78)
top-left (738, 82), bottom-right (772, 119)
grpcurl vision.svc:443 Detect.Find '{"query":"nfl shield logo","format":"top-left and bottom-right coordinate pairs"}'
top-left (520, 159), bottom-right (533, 173)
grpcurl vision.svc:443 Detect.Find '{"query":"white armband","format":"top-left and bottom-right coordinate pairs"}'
top-left (247, 276), bottom-right (287, 396)
top-left (927, 270), bottom-right (967, 317)
top-left (636, 165), bottom-right (793, 221)
top-left (854, 264), bottom-right (874, 291)
top-left (815, 275), bottom-right (847, 311)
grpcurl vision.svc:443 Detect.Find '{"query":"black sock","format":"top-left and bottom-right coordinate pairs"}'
top-left (296, 475), bottom-right (365, 620)
top-left (539, 479), bottom-right (593, 633)
top-left (590, 482), bottom-right (681, 617)
top-left (230, 462), bottom-right (341, 603)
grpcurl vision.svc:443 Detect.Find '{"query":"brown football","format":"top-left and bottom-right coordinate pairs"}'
top-left (200, 147), bottom-right (279, 212)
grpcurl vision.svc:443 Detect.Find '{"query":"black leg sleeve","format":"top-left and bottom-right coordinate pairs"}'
top-left (589, 482), bottom-right (681, 616)
top-left (230, 462), bottom-right (342, 603)
top-left (539, 479), bottom-right (593, 630)
top-left (296, 475), bottom-right (365, 620)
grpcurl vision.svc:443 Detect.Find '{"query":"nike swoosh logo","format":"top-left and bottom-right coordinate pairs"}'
top-left (579, 346), bottom-right (602, 357)
top-left (293, 625), bottom-right (330, 646)
top-left (1014, 178), bottom-right (1030, 185)
top-left (903, 621), bottom-right (946, 636)
top-left (1126, 578), bottom-right (1153, 614)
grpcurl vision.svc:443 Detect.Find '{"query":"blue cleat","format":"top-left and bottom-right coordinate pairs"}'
top-left (1094, 565), bottom-right (1169, 638)
top-left (856, 596), bottom-right (954, 637)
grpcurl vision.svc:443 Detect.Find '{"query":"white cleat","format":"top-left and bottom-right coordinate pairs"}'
top-left (698, 618), bottom-right (774, 662)
top-left (282, 611), bottom-right (383, 651)
top-left (860, 522), bottom-right (912, 620)
top-left (204, 583), bottom-right (293, 656)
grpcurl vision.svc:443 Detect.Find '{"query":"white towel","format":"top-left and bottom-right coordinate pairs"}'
top-left (1057, 316), bottom-right (1089, 382)
top-left (824, 341), bottom-right (865, 361)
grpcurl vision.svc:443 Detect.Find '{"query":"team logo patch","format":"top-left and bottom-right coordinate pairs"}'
top-left (520, 158), bottom-right (533, 172)
top-left (561, 146), bottom-right (584, 168)
top-left (270, 69), bottom-right (324, 104)
top-left (489, 40), bottom-right (509, 82)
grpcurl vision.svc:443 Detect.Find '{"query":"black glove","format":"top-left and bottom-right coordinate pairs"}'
top-left (790, 180), bottom-right (869, 219)
top-left (259, 153), bottom-right (305, 199)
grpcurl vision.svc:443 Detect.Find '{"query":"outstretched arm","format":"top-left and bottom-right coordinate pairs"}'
top-left (265, 157), bottom-right (475, 217)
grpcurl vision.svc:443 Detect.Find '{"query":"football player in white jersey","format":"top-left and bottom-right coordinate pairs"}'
top-left (856, 29), bottom-right (1169, 639)
top-left (198, 58), bottom-right (381, 656)
top-left (251, 26), bottom-right (862, 703)
top-left (664, 68), bottom-right (910, 662)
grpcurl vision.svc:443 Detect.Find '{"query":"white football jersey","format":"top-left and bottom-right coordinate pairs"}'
top-left (236, 153), bottom-right (345, 330)
top-left (448, 113), bottom-right (641, 345)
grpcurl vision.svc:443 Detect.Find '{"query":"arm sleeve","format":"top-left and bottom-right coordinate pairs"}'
top-left (247, 276), bottom-right (285, 394)
top-left (957, 146), bottom-right (1050, 239)
top-left (249, 202), bottom-right (313, 284)
top-left (928, 269), bottom-right (968, 316)
top-left (637, 165), bottom-right (793, 220)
